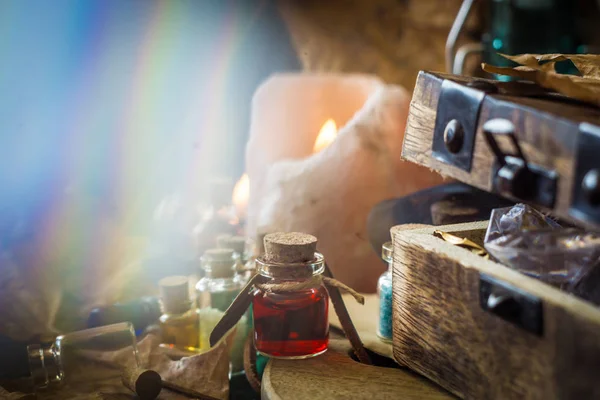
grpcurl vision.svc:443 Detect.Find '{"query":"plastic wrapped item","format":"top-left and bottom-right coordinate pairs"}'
top-left (484, 203), bottom-right (560, 243)
top-left (485, 204), bottom-right (600, 290)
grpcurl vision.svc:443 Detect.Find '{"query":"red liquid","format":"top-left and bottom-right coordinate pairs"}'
top-left (252, 285), bottom-right (329, 358)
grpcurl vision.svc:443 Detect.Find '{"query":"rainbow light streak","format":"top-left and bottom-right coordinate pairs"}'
top-left (0, 1), bottom-right (263, 314)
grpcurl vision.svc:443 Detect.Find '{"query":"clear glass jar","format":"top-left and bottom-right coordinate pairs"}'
top-left (252, 252), bottom-right (329, 359)
top-left (377, 242), bottom-right (393, 342)
top-left (158, 276), bottom-right (200, 352)
top-left (27, 322), bottom-right (139, 389)
top-left (195, 248), bottom-right (248, 374)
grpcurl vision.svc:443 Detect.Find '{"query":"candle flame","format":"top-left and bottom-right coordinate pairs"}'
top-left (232, 173), bottom-right (249, 218)
top-left (313, 119), bottom-right (338, 153)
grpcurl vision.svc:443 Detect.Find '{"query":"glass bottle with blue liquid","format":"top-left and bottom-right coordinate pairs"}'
top-left (377, 242), bottom-right (393, 343)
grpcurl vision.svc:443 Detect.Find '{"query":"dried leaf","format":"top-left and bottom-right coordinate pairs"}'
top-left (433, 230), bottom-right (489, 259)
top-left (500, 53), bottom-right (600, 78)
top-left (67, 331), bottom-right (235, 400)
top-left (482, 53), bottom-right (600, 106)
top-left (148, 328), bottom-right (236, 400)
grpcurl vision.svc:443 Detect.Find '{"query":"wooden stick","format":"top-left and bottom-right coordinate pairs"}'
top-left (121, 366), bottom-right (162, 400)
top-left (323, 262), bottom-right (371, 365)
top-left (209, 274), bottom-right (267, 347)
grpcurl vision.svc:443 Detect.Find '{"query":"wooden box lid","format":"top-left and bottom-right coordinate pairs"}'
top-left (402, 71), bottom-right (600, 229)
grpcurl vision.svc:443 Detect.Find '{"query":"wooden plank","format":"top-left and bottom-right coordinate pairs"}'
top-left (402, 71), bottom-right (600, 228)
top-left (263, 339), bottom-right (454, 400)
top-left (391, 222), bottom-right (600, 399)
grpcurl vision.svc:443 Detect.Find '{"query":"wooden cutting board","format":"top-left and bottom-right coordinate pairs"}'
top-left (262, 339), bottom-right (454, 400)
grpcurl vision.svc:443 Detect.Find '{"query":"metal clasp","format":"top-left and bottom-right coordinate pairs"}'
top-left (483, 118), bottom-right (558, 209)
top-left (569, 123), bottom-right (600, 226)
top-left (480, 273), bottom-right (543, 336)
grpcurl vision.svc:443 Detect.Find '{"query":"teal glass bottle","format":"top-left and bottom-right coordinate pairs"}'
top-left (483, 0), bottom-right (580, 80)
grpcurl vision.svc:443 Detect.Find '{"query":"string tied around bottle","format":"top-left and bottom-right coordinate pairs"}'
top-left (208, 266), bottom-right (371, 395)
top-left (254, 275), bottom-right (364, 304)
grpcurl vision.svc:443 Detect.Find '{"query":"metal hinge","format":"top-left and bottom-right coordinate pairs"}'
top-left (483, 118), bottom-right (558, 209)
top-left (432, 79), bottom-right (498, 172)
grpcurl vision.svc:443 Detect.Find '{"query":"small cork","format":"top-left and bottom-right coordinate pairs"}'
top-left (122, 366), bottom-right (162, 400)
top-left (216, 234), bottom-right (232, 248)
top-left (159, 276), bottom-right (190, 314)
top-left (204, 248), bottom-right (235, 261)
top-left (264, 232), bottom-right (317, 263)
top-left (202, 248), bottom-right (236, 278)
top-left (217, 236), bottom-right (246, 255)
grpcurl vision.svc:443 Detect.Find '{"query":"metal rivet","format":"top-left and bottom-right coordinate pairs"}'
top-left (444, 119), bottom-right (464, 154)
top-left (582, 169), bottom-right (600, 206)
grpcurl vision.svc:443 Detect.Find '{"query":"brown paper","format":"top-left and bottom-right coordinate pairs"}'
top-left (47, 330), bottom-right (233, 400)
top-left (482, 53), bottom-right (600, 106)
top-left (149, 329), bottom-right (236, 400)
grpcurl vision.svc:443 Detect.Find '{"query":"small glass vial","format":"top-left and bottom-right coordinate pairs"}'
top-left (27, 322), bottom-right (139, 389)
top-left (377, 242), bottom-right (393, 342)
top-left (159, 276), bottom-right (200, 352)
top-left (217, 235), bottom-right (251, 280)
top-left (196, 248), bottom-right (248, 374)
top-left (252, 232), bottom-right (329, 359)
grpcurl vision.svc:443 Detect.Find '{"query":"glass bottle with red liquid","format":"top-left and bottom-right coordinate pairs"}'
top-left (252, 232), bottom-right (329, 359)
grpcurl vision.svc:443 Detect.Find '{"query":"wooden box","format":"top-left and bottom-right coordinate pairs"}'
top-left (392, 72), bottom-right (600, 399)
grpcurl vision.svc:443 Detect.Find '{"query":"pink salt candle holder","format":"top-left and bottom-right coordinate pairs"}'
top-left (245, 73), bottom-right (444, 292)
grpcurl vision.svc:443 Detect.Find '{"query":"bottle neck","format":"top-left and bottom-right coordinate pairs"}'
top-left (203, 260), bottom-right (236, 279)
top-left (256, 253), bottom-right (325, 280)
top-left (161, 299), bottom-right (193, 315)
top-left (386, 260), bottom-right (392, 272)
top-left (27, 344), bottom-right (63, 388)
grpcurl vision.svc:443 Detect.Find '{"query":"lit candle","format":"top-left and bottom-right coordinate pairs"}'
top-left (232, 173), bottom-right (249, 220)
top-left (313, 119), bottom-right (338, 153)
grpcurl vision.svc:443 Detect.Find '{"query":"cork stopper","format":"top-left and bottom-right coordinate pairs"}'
top-left (264, 232), bottom-right (317, 263)
top-left (382, 242), bottom-right (393, 263)
top-left (217, 235), bottom-right (246, 255)
top-left (216, 234), bottom-right (232, 248)
top-left (121, 366), bottom-right (162, 400)
top-left (159, 276), bottom-right (191, 314)
top-left (202, 248), bottom-right (236, 278)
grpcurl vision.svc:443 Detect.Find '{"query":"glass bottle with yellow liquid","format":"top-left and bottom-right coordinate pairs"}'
top-left (158, 276), bottom-right (200, 353)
